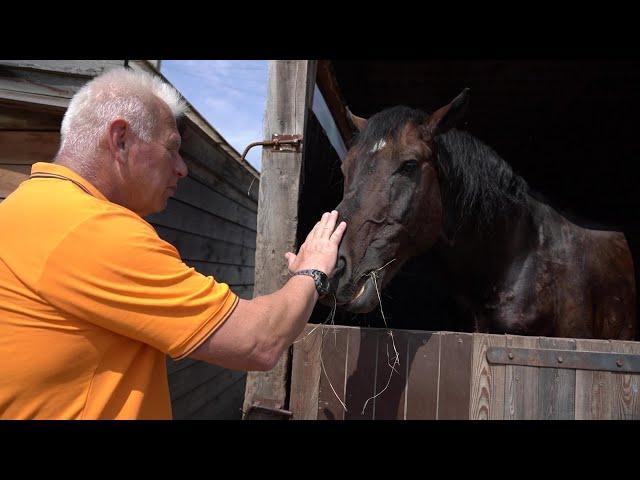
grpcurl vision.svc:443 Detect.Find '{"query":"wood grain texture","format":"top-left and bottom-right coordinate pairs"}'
top-left (438, 332), bottom-right (473, 419)
top-left (344, 327), bottom-right (379, 420)
top-left (610, 340), bottom-right (640, 419)
top-left (405, 331), bottom-right (440, 420)
top-left (0, 105), bottom-right (61, 130)
top-left (575, 339), bottom-right (613, 420)
top-left (470, 334), bottom-right (506, 420)
top-left (289, 324), bottom-right (323, 420)
top-left (0, 131), bottom-right (60, 165)
top-left (372, 329), bottom-right (409, 419)
top-left (317, 325), bottom-right (349, 420)
top-left (243, 60), bottom-right (317, 416)
top-left (154, 225), bottom-right (255, 267)
top-left (147, 199), bottom-right (257, 249)
top-left (0, 164), bottom-right (30, 197)
top-left (0, 60), bottom-right (124, 77)
top-left (504, 335), bottom-right (540, 419)
top-left (537, 337), bottom-right (576, 420)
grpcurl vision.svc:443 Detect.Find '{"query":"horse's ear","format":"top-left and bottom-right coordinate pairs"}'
top-left (346, 107), bottom-right (368, 132)
top-left (425, 88), bottom-right (470, 136)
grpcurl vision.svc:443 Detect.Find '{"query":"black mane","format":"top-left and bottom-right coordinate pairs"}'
top-left (353, 105), bottom-right (529, 230)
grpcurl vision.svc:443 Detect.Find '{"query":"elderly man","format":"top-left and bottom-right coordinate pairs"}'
top-left (0, 67), bottom-right (346, 419)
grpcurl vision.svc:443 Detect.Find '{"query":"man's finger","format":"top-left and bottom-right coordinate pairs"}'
top-left (320, 210), bottom-right (339, 240)
top-left (330, 221), bottom-right (347, 244)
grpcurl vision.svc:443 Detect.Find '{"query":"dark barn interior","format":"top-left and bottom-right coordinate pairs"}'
top-left (299, 60), bottom-right (640, 337)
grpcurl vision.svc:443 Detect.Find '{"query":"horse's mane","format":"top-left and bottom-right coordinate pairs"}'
top-left (353, 106), bottom-right (530, 229)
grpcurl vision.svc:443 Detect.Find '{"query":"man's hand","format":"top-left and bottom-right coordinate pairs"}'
top-left (284, 210), bottom-right (346, 276)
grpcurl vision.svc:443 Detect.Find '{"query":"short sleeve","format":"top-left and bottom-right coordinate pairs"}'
top-left (37, 207), bottom-right (239, 360)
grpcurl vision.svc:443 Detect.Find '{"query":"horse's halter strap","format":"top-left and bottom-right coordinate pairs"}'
top-left (29, 172), bottom-right (95, 197)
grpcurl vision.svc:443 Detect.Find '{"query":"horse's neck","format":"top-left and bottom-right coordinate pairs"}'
top-left (433, 194), bottom-right (552, 297)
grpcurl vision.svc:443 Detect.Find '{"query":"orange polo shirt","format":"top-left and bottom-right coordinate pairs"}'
top-left (0, 162), bottom-right (238, 419)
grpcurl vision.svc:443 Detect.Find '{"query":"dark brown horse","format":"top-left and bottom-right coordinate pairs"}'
top-left (327, 89), bottom-right (636, 339)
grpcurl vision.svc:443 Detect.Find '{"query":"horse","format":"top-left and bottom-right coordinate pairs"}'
top-left (326, 89), bottom-right (637, 339)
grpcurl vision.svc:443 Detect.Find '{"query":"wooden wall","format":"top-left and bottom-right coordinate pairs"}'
top-left (291, 324), bottom-right (640, 420)
top-left (0, 60), bottom-right (259, 419)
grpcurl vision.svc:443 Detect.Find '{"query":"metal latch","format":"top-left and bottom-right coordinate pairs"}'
top-left (244, 404), bottom-right (293, 420)
top-left (240, 134), bottom-right (303, 160)
top-left (487, 346), bottom-right (640, 373)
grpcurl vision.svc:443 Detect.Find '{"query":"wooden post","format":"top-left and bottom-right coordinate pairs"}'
top-left (242, 60), bottom-right (317, 418)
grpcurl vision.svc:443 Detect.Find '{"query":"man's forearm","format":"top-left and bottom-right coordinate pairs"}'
top-left (253, 274), bottom-right (319, 361)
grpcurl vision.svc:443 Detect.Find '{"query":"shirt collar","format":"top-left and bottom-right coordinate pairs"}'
top-left (30, 162), bottom-right (108, 202)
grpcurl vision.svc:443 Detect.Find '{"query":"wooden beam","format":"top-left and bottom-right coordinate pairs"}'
top-left (315, 60), bottom-right (354, 147)
top-left (242, 60), bottom-right (317, 417)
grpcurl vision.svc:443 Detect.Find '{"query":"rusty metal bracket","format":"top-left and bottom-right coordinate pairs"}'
top-left (244, 404), bottom-right (293, 420)
top-left (240, 134), bottom-right (303, 161)
top-left (487, 346), bottom-right (640, 373)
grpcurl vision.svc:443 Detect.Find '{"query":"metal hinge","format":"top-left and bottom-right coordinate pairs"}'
top-left (487, 346), bottom-right (640, 373)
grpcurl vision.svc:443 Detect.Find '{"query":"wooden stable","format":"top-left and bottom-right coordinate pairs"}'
top-left (0, 60), bottom-right (259, 419)
top-left (243, 60), bottom-right (640, 420)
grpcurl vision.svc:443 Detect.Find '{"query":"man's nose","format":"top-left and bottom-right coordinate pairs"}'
top-left (175, 153), bottom-right (188, 178)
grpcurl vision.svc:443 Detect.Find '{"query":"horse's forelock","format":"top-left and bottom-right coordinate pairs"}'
top-left (353, 106), bottom-right (428, 152)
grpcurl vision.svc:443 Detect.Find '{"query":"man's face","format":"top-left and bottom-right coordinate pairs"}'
top-left (126, 99), bottom-right (187, 217)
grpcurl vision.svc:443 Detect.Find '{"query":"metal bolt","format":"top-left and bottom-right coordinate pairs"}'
top-left (617, 359), bottom-right (624, 368)
top-left (557, 356), bottom-right (564, 363)
top-left (508, 352), bottom-right (514, 360)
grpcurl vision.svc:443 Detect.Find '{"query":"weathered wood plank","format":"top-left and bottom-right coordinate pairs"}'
top-left (537, 337), bottom-right (577, 420)
top-left (610, 340), bottom-right (640, 419)
top-left (0, 67), bottom-right (88, 101)
top-left (317, 325), bottom-right (349, 420)
top-left (575, 339), bottom-right (613, 420)
top-left (166, 357), bottom-right (198, 375)
top-left (168, 361), bottom-right (229, 401)
top-left (184, 376), bottom-right (246, 420)
top-left (175, 175), bottom-right (257, 231)
top-left (243, 60), bottom-right (317, 416)
top-left (230, 285), bottom-right (253, 300)
top-left (405, 331), bottom-right (440, 420)
top-left (0, 131), bottom-right (60, 165)
top-left (171, 367), bottom-right (246, 419)
top-left (470, 334), bottom-right (506, 420)
top-left (0, 105), bottom-right (61, 130)
top-left (147, 199), bottom-right (257, 249)
top-left (372, 329), bottom-right (409, 420)
top-left (154, 225), bottom-right (255, 267)
top-left (183, 152), bottom-right (258, 213)
top-left (180, 122), bottom-right (259, 204)
top-left (504, 335), bottom-right (540, 419)
top-left (289, 323), bottom-right (323, 420)
top-left (438, 332), bottom-right (473, 419)
top-left (344, 327), bottom-right (378, 420)
top-left (0, 164), bottom-right (30, 197)
top-left (0, 60), bottom-right (124, 77)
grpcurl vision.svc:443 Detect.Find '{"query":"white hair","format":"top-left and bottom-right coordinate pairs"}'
top-left (59, 67), bottom-right (186, 156)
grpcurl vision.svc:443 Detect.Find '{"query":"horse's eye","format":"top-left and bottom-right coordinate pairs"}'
top-left (398, 160), bottom-right (418, 174)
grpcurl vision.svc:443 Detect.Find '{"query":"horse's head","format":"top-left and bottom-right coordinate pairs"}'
top-left (329, 89), bottom-right (469, 313)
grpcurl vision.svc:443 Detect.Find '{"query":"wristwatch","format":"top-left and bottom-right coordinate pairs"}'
top-left (293, 269), bottom-right (330, 298)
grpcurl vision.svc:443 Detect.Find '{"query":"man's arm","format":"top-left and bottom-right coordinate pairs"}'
top-left (189, 210), bottom-right (346, 371)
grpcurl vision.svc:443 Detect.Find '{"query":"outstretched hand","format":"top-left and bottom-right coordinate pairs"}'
top-left (284, 210), bottom-right (346, 276)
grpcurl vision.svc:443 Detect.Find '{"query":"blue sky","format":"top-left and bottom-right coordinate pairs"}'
top-left (161, 60), bottom-right (268, 172)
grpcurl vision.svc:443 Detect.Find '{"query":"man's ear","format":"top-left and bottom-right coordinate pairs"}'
top-left (424, 88), bottom-right (470, 137)
top-left (108, 119), bottom-right (129, 163)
